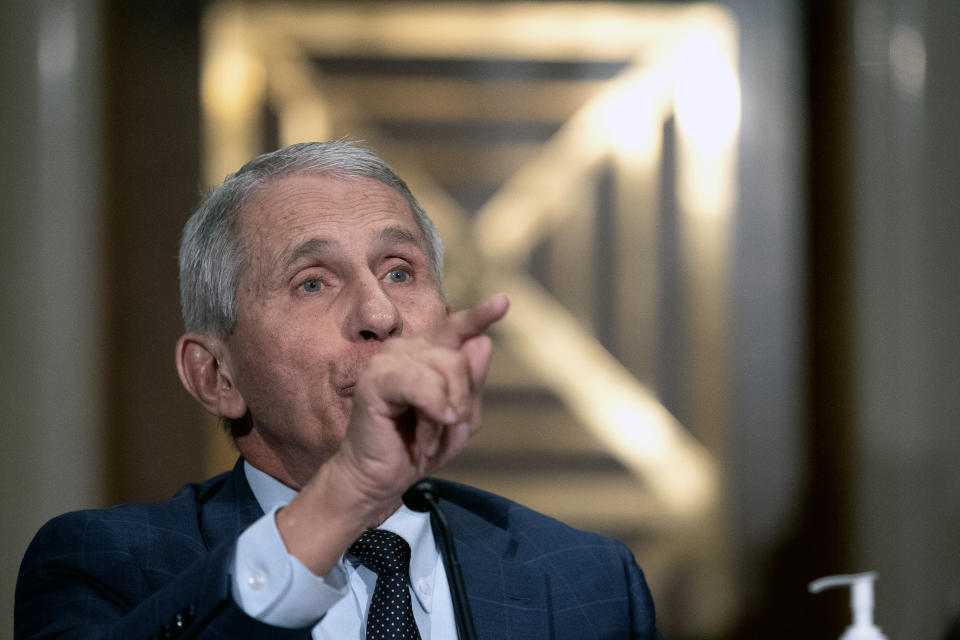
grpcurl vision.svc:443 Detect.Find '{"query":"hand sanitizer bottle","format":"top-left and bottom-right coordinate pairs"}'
top-left (809, 572), bottom-right (888, 640)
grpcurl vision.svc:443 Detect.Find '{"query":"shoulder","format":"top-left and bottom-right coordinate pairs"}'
top-left (433, 478), bottom-right (636, 561)
top-left (433, 479), bottom-right (659, 636)
top-left (20, 467), bottom-right (242, 581)
top-left (37, 469), bottom-right (231, 540)
top-left (15, 465), bottom-right (275, 640)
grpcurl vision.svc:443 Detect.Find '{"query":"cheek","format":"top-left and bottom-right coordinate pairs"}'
top-left (407, 298), bottom-right (447, 331)
top-left (393, 286), bottom-right (445, 321)
top-left (232, 329), bottom-right (311, 399)
top-left (237, 346), bottom-right (343, 434)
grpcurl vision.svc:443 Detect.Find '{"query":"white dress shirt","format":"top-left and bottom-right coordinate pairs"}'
top-left (231, 462), bottom-right (457, 639)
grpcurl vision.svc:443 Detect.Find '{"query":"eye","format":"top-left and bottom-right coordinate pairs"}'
top-left (301, 278), bottom-right (322, 293)
top-left (387, 268), bottom-right (409, 284)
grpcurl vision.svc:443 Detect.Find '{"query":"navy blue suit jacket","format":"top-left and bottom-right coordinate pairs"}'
top-left (16, 460), bottom-right (663, 639)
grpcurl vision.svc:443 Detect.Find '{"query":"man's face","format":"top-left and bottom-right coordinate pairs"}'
top-left (223, 174), bottom-right (447, 484)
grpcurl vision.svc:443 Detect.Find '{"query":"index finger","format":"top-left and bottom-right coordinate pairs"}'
top-left (435, 293), bottom-right (510, 347)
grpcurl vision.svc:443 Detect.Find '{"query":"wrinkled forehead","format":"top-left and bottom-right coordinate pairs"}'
top-left (233, 173), bottom-right (427, 279)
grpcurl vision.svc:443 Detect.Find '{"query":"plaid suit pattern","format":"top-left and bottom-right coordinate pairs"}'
top-left (16, 460), bottom-right (662, 639)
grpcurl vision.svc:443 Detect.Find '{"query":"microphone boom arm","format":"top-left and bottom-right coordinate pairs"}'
top-left (403, 479), bottom-right (478, 640)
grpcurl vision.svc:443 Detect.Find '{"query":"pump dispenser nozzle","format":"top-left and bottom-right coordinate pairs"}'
top-left (809, 572), bottom-right (887, 640)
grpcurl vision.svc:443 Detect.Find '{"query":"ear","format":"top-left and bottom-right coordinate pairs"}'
top-left (175, 333), bottom-right (247, 420)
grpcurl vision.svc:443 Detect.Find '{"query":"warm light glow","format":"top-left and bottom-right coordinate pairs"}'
top-left (473, 111), bottom-right (609, 266)
top-left (593, 67), bottom-right (668, 158)
top-left (671, 24), bottom-right (740, 219)
top-left (201, 0), bottom-right (264, 122)
top-left (490, 275), bottom-right (718, 518)
top-left (257, 3), bottom-right (686, 61)
top-left (673, 29), bottom-right (741, 154)
top-left (201, 4), bottom-right (267, 186)
top-left (202, 6), bottom-right (743, 629)
top-left (202, 43), bottom-right (264, 121)
top-left (473, 67), bottom-right (668, 265)
top-left (201, 0), bottom-right (739, 520)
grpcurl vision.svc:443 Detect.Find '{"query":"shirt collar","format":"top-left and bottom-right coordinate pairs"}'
top-left (244, 460), bottom-right (297, 512)
top-left (376, 505), bottom-right (439, 612)
top-left (243, 460), bottom-right (440, 612)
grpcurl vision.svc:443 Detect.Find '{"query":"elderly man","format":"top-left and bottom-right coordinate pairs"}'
top-left (16, 141), bottom-right (663, 639)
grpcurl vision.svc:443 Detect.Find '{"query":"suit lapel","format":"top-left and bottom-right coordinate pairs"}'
top-left (192, 464), bottom-right (553, 637)
top-left (197, 458), bottom-right (265, 551)
top-left (438, 492), bottom-right (550, 640)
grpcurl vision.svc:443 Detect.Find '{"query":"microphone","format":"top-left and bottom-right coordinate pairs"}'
top-left (401, 478), bottom-right (436, 513)
top-left (403, 479), bottom-right (478, 640)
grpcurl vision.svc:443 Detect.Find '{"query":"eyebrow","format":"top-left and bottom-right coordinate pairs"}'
top-left (280, 225), bottom-right (425, 271)
top-left (282, 237), bottom-right (337, 270)
top-left (377, 225), bottom-right (424, 251)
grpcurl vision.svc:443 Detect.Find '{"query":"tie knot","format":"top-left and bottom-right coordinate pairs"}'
top-left (349, 529), bottom-right (411, 575)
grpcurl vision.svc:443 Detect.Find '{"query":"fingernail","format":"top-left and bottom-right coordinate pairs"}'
top-left (443, 405), bottom-right (457, 424)
top-left (425, 437), bottom-right (440, 457)
top-left (453, 422), bottom-right (470, 447)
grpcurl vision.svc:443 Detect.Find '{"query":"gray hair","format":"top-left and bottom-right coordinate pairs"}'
top-left (179, 140), bottom-right (444, 338)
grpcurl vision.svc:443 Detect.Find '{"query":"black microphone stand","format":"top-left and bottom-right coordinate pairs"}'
top-left (403, 479), bottom-right (478, 640)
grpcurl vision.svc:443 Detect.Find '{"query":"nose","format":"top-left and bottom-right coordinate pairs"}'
top-left (347, 278), bottom-right (402, 341)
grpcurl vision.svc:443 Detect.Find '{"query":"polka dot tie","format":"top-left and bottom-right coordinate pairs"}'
top-left (349, 529), bottom-right (423, 640)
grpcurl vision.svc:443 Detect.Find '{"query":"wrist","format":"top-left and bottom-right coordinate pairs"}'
top-left (323, 450), bottom-right (404, 528)
top-left (275, 457), bottom-right (378, 576)
top-left (275, 450), bottom-right (406, 576)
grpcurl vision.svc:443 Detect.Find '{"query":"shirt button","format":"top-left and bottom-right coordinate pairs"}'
top-left (416, 578), bottom-right (431, 596)
top-left (247, 570), bottom-right (268, 590)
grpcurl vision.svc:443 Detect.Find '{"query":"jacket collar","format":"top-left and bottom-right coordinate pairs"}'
top-left (196, 461), bottom-right (550, 637)
top-left (197, 458), bottom-right (265, 551)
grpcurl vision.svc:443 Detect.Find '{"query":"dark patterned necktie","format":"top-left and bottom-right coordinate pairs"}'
top-left (349, 529), bottom-right (423, 640)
